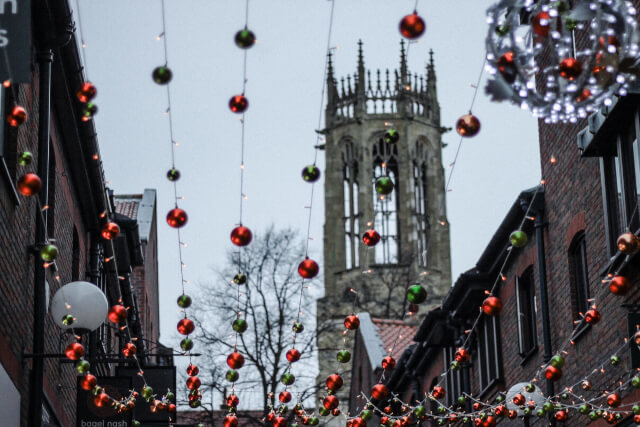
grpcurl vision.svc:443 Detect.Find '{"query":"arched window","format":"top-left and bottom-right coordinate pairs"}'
top-left (569, 232), bottom-right (589, 324)
top-left (343, 142), bottom-right (359, 269)
top-left (372, 138), bottom-right (398, 264)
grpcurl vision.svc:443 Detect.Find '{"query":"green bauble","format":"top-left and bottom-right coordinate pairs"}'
top-left (142, 385), bottom-right (153, 399)
top-left (437, 420), bottom-right (445, 426)
top-left (495, 395), bottom-right (504, 403)
top-left (611, 355), bottom-right (620, 365)
top-left (189, 400), bottom-right (201, 408)
top-left (83, 103), bottom-right (98, 119)
top-left (302, 165), bottom-right (321, 183)
top-left (523, 408), bottom-right (531, 416)
top-left (166, 391), bottom-right (175, 402)
top-left (414, 406), bottom-right (426, 417)
top-left (536, 409), bottom-right (545, 418)
top-left (232, 318), bottom-right (248, 333)
top-left (457, 395), bottom-right (466, 405)
top-left (76, 360), bottom-right (90, 374)
top-left (309, 417), bottom-right (319, 426)
top-left (226, 369), bottom-right (239, 382)
top-left (281, 373), bottom-right (295, 385)
top-left (62, 314), bottom-right (74, 326)
top-left (40, 244), bottom-right (59, 262)
top-left (450, 360), bottom-right (460, 370)
top-left (180, 338), bottom-right (194, 351)
top-left (543, 402), bottom-right (554, 413)
top-left (525, 383), bottom-right (535, 392)
top-left (336, 350), bottom-right (351, 363)
top-left (383, 129), bottom-right (400, 144)
top-left (233, 273), bottom-right (247, 285)
top-left (132, 421), bottom-right (141, 427)
top-left (167, 168), bottom-right (180, 181)
top-left (360, 410), bottom-right (372, 421)
top-left (578, 404), bottom-right (589, 414)
top-left (438, 406), bottom-right (447, 414)
top-left (588, 411), bottom-right (598, 421)
top-left (177, 294), bottom-right (192, 308)
top-left (152, 66), bottom-right (172, 84)
top-left (633, 376), bottom-right (640, 388)
top-left (18, 151), bottom-right (33, 166)
top-left (565, 18), bottom-right (578, 31)
top-left (550, 355), bottom-right (565, 368)
top-left (375, 176), bottom-right (394, 195)
top-left (509, 230), bottom-right (528, 248)
top-left (406, 284), bottom-right (427, 304)
top-left (633, 404), bottom-right (640, 415)
top-left (234, 29), bottom-right (256, 49)
top-left (495, 24), bottom-right (510, 36)
top-left (319, 407), bottom-right (330, 416)
top-left (292, 322), bottom-right (304, 333)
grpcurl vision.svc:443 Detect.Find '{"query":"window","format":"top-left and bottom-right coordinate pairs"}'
top-left (0, 87), bottom-right (18, 192)
top-left (476, 315), bottom-right (502, 393)
top-left (569, 232), bottom-right (590, 324)
top-left (343, 142), bottom-right (359, 269)
top-left (373, 138), bottom-right (399, 264)
top-left (413, 158), bottom-right (429, 266)
top-left (515, 267), bottom-right (537, 357)
top-left (443, 347), bottom-right (462, 406)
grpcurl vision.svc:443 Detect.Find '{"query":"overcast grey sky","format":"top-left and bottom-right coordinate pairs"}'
top-left (79, 1), bottom-right (541, 350)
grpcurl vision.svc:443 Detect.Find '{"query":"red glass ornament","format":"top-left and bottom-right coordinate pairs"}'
top-left (512, 393), bottom-right (525, 406)
top-left (168, 403), bottom-right (176, 412)
top-left (94, 392), bottom-right (110, 408)
top-left (371, 383), bottom-right (388, 400)
top-left (609, 275), bottom-right (630, 295)
top-left (532, 11), bottom-right (550, 37)
top-left (167, 208), bottom-right (188, 228)
top-left (122, 342), bottom-right (137, 357)
top-left (584, 308), bottom-right (601, 324)
top-left (227, 351), bottom-right (245, 369)
top-left (472, 402), bottom-right (482, 411)
top-left (545, 365), bottom-right (562, 381)
top-left (399, 12), bottom-right (426, 39)
top-left (607, 392), bottom-right (621, 407)
top-left (559, 57), bottom-right (582, 80)
top-left (483, 416), bottom-right (497, 427)
top-left (77, 82), bottom-right (97, 103)
top-left (266, 413), bottom-right (276, 422)
top-left (278, 391), bottom-right (291, 403)
top-left (326, 373), bottom-right (343, 391)
top-left (224, 415), bottom-right (239, 427)
top-left (455, 347), bottom-right (470, 363)
top-left (576, 88), bottom-right (591, 102)
top-left (65, 342), bottom-right (85, 360)
top-left (380, 416), bottom-right (390, 425)
top-left (344, 314), bottom-right (360, 330)
top-left (7, 105), bottom-right (27, 127)
top-left (431, 385), bottom-right (445, 399)
top-left (80, 374), bottom-right (97, 390)
top-left (177, 318), bottom-right (195, 335)
top-left (101, 222), bottom-right (120, 240)
top-left (286, 348), bottom-right (301, 363)
top-left (274, 417), bottom-right (287, 427)
top-left (482, 296), bottom-right (502, 316)
top-left (497, 51), bottom-right (517, 84)
top-left (108, 304), bottom-right (128, 323)
top-left (187, 363), bottom-right (199, 376)
top-left (352, 418), bottom-right (366, 427)
top-left (635, 414), bottom-right (640, 423)
top-left (226, 393), bottom-right (239, 407)
top-left (230, 225), bottom-right (253, 246)
top-left (362, 229), bottom-right (381, 246)
top-left (17, 173), bottom-right (41, 196)
top-left (229, 95), bottom-right (248, 113)
top-left (298, 258), bottom-right (319, 279)
top-left (323, 395), bottom-right (339, 410)
top-left (617, 231), bottom-right (640, 254)
top-left (332, 408), bottom-right (341, 416)
top-left (381, 356), bottom-right (396, 369)
top-left (507, 410), bottom-right (517, 419)
top-left (554, 410), bottom-right (568, 422)
top-left (186, 376), bottom-right (201, 390)
top-left (495, 405), bottom-right (506, 416)
top-left (456, 114), bottom-right (481, 137)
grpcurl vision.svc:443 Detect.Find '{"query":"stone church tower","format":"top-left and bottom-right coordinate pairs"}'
top-left (316, 41), bottom-right (451, 420)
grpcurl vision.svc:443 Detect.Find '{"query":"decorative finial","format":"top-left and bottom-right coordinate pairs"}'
top-left (357, 40), bottom-right (365, 96)
top-left (399, 39), bottom-right (408, 85)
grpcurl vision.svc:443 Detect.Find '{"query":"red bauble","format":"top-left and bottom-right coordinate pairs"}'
top-left (344, 314), bottom-right (360, 330)
top-left (187, 363), bottom-right (199, 376)
top-left (380, 416), bottom-right (390, 425)
top-left (352, 417), bottom-right (366, 427)
top-left (266, 413), bottom-right (276, 422)
top-left (65, 342), bottom-right (85, 360)
top-left (323, 395), bottom-right (339, 410)
top-left (483, 416), bottom-right (496, 427)
top-left (298, 258), bottom-right (319, 279)
top-left (80, 374), bottom-right (97, 391)
top-left (610, 275), bottom-right (630, 295)
top-left (166, 208), bottom-right (188, 228)
top-left (381, 356), bottom-right (396, 369)
top-left (545, 365), bottom-right (562, 381)
top-left (17, 173), bottom-right (41, 196)
top-left (286, 348), bottom-right (301, 363)
top-left (607, 392), bottom-right (621, 407)
top-left (455, 347), bottom-right (470, 363)
top-left (279, 391), bottom-right (292, 403)
top-left (399, 12), bottom-right (426, 39)
top-left (177, 318), bottom-right (195, 335)
top-left (227, 351), bottom-right (245, 369)
top-left (224, 415), bottom-right (239, 427)
top-left (362, 229), bottom-right (381, 246)
top-left (332, 408), bottom-right (341, 416)
top-left (482, 296), bottom-right (502, 316)
top-left (326, 373), bottom-right (343, 391)
top-left (101, 222), bottom-right (120, 240)
top-left (229, 95), bottom-right (248, 113)
top-left (274, 417), bottom-right (287, 427)
top-left (559, 58), bottom-right (582, 80)
top-left (456, 114), bottom-right (481, 137)
top-left (7, 105), bottom-right (27, 126)
top-left (472, 402), bottom-right (482, 411)
top-left (122, 342), bottom-right (137, 357)
top-left (512, 393), bottom-right (525, 406)
top-left (497, 51), bottom-right (517, 84)
top-left (532, 11), bottom-right (550, 37)
top-left (231, 225), bottom-right (253, 246)
top-left (371, 383), bottom-right (389, 400)
top-left (108, 304), bottom-right (128, 323)
top-left (186, 376), bottom-right (201, 390)
top-left (554, 410), bottom-right (568, 422)
top-left (94, 392), bottom-right (110, 408)
top-left (227, 393), bottom-right (239, 407)
top-left (77, 82), bottom-right (97, 103)
top-left (495, 405), bottom-right (506, 416)
top-left (431, 385), bottom-right (445, 399)
top-left (584, 308), bottom-right (601, 324)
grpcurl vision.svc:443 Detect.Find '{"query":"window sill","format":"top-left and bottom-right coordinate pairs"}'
top-left (519, 346), bottom-right (538, 366)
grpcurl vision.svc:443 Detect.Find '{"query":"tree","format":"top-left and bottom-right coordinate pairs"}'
top-left (188, 226), bottom-right (323, 421)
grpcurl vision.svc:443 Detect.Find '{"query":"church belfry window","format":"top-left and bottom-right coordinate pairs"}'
top-left (343, 143), bottom-right (359, 269)
top-left (413, 140), bottom-right (429, 266)
top-left (373, 137), bottom-right (399, 264)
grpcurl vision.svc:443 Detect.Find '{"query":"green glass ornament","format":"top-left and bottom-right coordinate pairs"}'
top-left (588, 411), bottom-right (598, 421)
top-left (177, 294), bottom-right (192, 308)
top-left (495, 24), bottom-right (510, 36)
top-left (611, 355), bottom-right (620, 365)
top-left (437, 420), bottom-right (445, 426)
top-left (189, 400), bottom-right (201, 408)
top-left (319, 407), bottom-right (330, 416)
top-left (76, 360), bottom-right (90, 374)
top-left (180, 338), bottom-right (194, 351)
top-left (510, 230), bottom-right (528, 248)
top-left (543, 402), bottom-right (554, 413)
top-left (406, 284), bottom-right (427, 304)
top-left (142, 385), bottom-right (153, 400)
top-left (495, 395), bottom-right (504, 403)
top-left (414, 406), bottom-right (426, 417)
top-left (551, 355), bottom-right (565, 368)
top-left (301, 165), bottom-right (321, 183)
top-left (235, 29), bottom-right (256, 49)
top-left (132, 421), bottom-right (141, 427)
top-left (633, 404), bottom-right (640, 415)
top-left (360, 410), bottom-right (372, 421)
top-left (18, 151), bottom-right (32, 166)
top-left (232, 318), bottom-right (248, 333)
top-left (450, 360), bottom-right (460, 370)
top-left (62, 314), bottom-right (75, 326)
top-left (226, 369), bottom-right (239, 382)
top-left (166, 391), bottom-right (175, 402)
top-left (437, 406), bottom-right (446, 414)
top-left (82, 103), bottom-right (98, 119)
top-left (462, 418), bottom-right (469, 424)
top-left (383, 129), bottom-right (400, 144)
top-left (633, 376), bottom-right (640, 388)
top-left (536, 409), bottom-right (545, 418)
top-left (309, 417), bottom-right (319, 426)
top-left (167, 168), bottom-right (180, 181)
top-left (40, 244), bottom-right (59, 262)
top-left (281, 373), bottom-right (295, 385)
top-left (457, 395), bottom-right (466, 405)
top-left (233, 273), bottom-right (247, 285)
top-left (565, 18), bottom-right (578, 31)
top-left (525, 383), bottom-right (535, 392)
top-left (152, 66), bottom-right (172, 84)
top-left (523, 408), bottom-right (531, 416)
top-left (336, 350), bottom-right (351, 363)
top-left (579, 405), bottom-right (589, 414)
top-left (375, 176), bottom-right (394, 195)
top-left (292, 322), bottom-right (304, 333)
top-left (561, 393), bottom-right (568, 399)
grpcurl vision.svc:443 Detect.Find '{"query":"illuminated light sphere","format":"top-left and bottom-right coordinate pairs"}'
top-left (279, 391), bottom-right (292, 403)
top-left (406, 284), bottom-right (427, 304)
top-left (40, 244), bottom-right (59, 262)
top-left (281, 372), bottom-right (295, 385)
top-left (82, 103), bottom-right (98, 120)
top-left (336, 349), bottom-right (351, 363)
top-left (7, 105), bottom-right (27, 126)
top-left (609, 275), bottom-right (630, 295)
top-left (17, 173), bottom-right (41, 196)
top-left (298, 258), bottom-right (319, 279)
top-left (456, 114), bottom-right (481, 137)
top-left (186, 376), bottom-right (201, 390)
top-left (18, 151), bottom-right (33, 166)
top-left (51, 281), bottom-right (109, 332)
top-left (455, 347), bottom-right (470, 363)
top-left (177, 318), bottom-right (195, 335)
top-left (323, 395), bottom-right (339, 410)
top-left (180, 337), bottom-right (194, 351)
top-left (581, 380), bottom-right (592, 391)
top-left (227, 351), bottom-right (245, 369)
top-left (166, 208), bottom-right (188, 228)
top-left (233, 273), bottom-right (247, 285)
top-left (235, 28), bottom-right (256, 49)
top-left (167, 168), bottom-right (180, 182)
top-left (177, 294), bottom-right (192, 308)
top-left (77, 82), bottom-right (97, 103)
top-left (544, 365), bottom-right (562, 381)
top-left (344, 314), bottom-right (360, 330)
top-left (187, 364), bottom-right (199, 376)
top-left (635, 331), bottom-right (640, 346)
top-left (362, 229), bottom-right (381, 246)
top-left (381, 356), bottom-right (396, 369)
top-left (292, 322), bottom-right (304, 333)
top-left (65, 342), bottom-right (85, 360)
top-left (509, 230), bottom-right (527, 248)
top-left (399, 12), bottom-right (426, 39)
top-left (617, 231), bottom-right (640, 254)
top-left (532, 11), bottom-right (550, 37)
top-left (229, 95), bottom-right (248, 113)
top-left (375, 176), bottom-right (394, 195)
top-left (224, 415), bottom-right (238, 427)
top-left (122, 342), bottom-right (137, 357)
top-left (80, 374), bottom-right (97, 391)
top-left (302, 164), bottom-right (321, 183)
top-left (230, 225), bottom-right (252, 246)
top-left (607, 392), bottom-right (621, 407)
top-left (94, 392), bottom-right (110, 408)
top-left (384, 129), bottom-right (400, 144)
top-left (326, 373), bottom-right (343, 391)
top-left (108, 305), bottom-right (128, 323)
top-left (152, 66), bottom-right (172, 85)
top-left (558, 57), bottom-right (583, 81)
top-left (286, 348), bottom-right (301, 363)
top-left (431, 385), bottom-right (446, 399)
top-left (482, 296), bottom-right (502, 316)
top-left (584, 308), bottom-right (601, 324)
top-left (101, 222), bottom-right (120, 240)
top-left (232, 318), bottom-right (248, 333)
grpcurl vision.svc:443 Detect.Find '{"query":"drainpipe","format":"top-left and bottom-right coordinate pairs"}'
top-left (87, 238), bottom-right (101, 374)
top-left (28, 49), bottom-right (53, 427)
